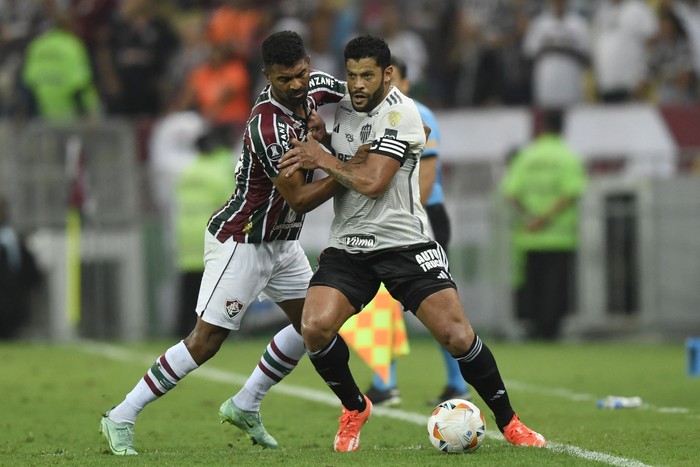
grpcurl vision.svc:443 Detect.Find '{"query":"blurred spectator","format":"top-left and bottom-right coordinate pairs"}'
top-left (664, 0), bottom-right (700, 81)
top-left (498, 0), bottom-right (539, 106)
top-left (328, 0), bottom-right (361, 58)
top-left (500, 109), bottom-right (587, 340)
top-left (148, 110), bottom-right (208, 227)
top-left (174, 126), bottom-right (234, 337)
top-left (206, 0), bottom-right (267, 61)
top-left (649, 5), bottom-right (697, 104)
top-left (66, 0), bottom-right (119, 58)
top-left (22, 13), bottom-right (101, 121)
top-left (174, 42), bottom-right (251, 136)
top-left (268, 3), bottom-right (309, 42)
top-left (96, 0), bottom-right (180, 117)
top-left (446, 0), bottom-right (539, 106)
top-left (408, 0), bottom-right (457, 106)
top-left (148, 110), bottom-right (208, 329)
top-left (379, 5), bottom-right (429, 97)
top-left (165, 11), bottom-right (210, 107)
top-left (306, 4), bottom-right (342, 78)
top-left (0, 0), bottom-right (46, 117)
top-left (0, 195), bottom-right (42, 339)
top-left (523, 0), bottom-right (591, 108)
top-left (592, 0), bottom-right (659, 103)
top-left (445, 6), bottom-right (487, 106)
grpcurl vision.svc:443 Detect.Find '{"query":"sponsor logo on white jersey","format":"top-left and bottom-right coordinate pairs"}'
top-left (344, 235), bottom-right (376, 249)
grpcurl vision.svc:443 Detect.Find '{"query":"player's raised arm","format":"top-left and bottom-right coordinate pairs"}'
top-left (279, 138), bottom-right (397, 199)
top-left (273, 162), bottom-right (342, 213)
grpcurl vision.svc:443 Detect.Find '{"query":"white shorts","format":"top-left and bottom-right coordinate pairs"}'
top-left (195, 231), bottom-right (312, 330)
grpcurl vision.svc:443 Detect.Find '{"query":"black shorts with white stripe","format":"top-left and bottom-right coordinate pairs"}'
top-left (309, 241), bottom-right (456, 314)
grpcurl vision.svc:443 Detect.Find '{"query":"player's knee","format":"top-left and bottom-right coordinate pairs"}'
top-left (184, 324), bottom-right (227, 364)
top-left (439, 325), bottom-right (475, 356)
top-left (301, 317), bottom-right (334, 352)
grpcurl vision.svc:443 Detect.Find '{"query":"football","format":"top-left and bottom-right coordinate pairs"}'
top-left (427, 398), bottom-right (486, 453)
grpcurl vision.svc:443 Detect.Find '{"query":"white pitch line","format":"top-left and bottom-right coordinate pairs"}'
top-left (81, 342), bottom-right (655, 467)
top-left (504, 380), bottom-right (692, 415)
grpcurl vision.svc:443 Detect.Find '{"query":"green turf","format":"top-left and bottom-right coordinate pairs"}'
top-left (0, 336), bottom-right (697, 466)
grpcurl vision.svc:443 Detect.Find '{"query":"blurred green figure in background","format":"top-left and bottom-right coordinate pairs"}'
top-left (22, 15), bottom-right (100, 121)
top-left (174, 125), bottom-right (234, 337)
top-left (501, 109), bottom-right (587, 340)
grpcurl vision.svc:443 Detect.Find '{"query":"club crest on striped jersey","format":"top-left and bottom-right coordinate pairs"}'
top-left (225, 299), bottom-right (244, 318)
top-left (360, 123), bottom-right (372, 143)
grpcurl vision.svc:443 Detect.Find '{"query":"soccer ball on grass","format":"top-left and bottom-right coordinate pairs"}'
top-left (427, 398), bottom-right (486, 453)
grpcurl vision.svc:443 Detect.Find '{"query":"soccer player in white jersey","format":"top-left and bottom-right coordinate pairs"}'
top-left (278, 35), bottom-right (546, 452)
top-left (99, 31), bottom-right (346, 455)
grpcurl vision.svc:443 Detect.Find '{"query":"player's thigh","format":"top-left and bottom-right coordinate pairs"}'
top-left (376, 241), bottom-right (455, 314)
top-left (276, 297), bottom-right (304, 332)
top-left (261, 240), bottom-right (313, 303)
top-left (310, 247), bottom-right (381, 312)
top-left (197, 234), bottom-right (273, 331)
top-left (415, 287), bottom-right (474, 355)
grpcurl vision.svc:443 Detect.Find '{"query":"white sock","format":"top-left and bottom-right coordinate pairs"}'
top-left (109, 341), bottom-right (198, 424)
top-left (232, 324), bottom-right (305, 412)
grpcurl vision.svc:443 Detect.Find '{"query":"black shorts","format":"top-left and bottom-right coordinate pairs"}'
top-left (309, 241), bottom-right (456, 314)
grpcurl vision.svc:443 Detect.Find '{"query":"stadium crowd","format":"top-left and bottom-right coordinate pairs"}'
top-left (1, 0), bottom-right (699, 124)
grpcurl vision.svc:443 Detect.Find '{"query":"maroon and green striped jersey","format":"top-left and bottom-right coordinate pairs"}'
top-left (207, 70), bottom-right (345, 243)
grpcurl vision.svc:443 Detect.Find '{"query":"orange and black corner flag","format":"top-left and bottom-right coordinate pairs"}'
top-left (339, 284), bottom-right (410, 385)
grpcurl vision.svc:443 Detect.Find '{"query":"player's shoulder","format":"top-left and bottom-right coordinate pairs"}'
top-left (246, 103), bottom-right (290, 145)
top-left (308, 69), bottom-right (346, 96)
top-left (376, 87), bottom-right (421, 125)
top-left (383, 87), bottom-right (415, 110)
top-left (309, 69), bottom-right (340, 87)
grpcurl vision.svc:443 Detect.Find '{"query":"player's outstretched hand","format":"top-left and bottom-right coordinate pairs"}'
top-left (279, 138), bottom-right (325, 177)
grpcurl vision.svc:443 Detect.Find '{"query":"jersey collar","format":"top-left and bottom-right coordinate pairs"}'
top-left (266, 87), bottom-right (310, 126)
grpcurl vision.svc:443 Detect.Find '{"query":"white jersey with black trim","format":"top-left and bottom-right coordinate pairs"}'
top-left (329, 86), bottom-right (431, 253)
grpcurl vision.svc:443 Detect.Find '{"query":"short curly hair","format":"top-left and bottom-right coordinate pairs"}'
top-left (344, 35), bottom-right (391, 70)
top-left (261, 30), bottom-right (307, 68)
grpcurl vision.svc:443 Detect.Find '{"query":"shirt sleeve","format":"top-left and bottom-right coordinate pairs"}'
top-left (417, 102), bottom-right (440, 159)
top-left (307, 70), bottom-right (347, 109)
top-left (370, 100), bottom-right (425, 165)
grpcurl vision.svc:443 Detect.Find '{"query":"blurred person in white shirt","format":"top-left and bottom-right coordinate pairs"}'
top-left (649, 5), bottom-right (697, 104)
top-left (592, 0), bottom-right (658, 102)
top-left (523, 0), bottom-right (591, 108)
top-left (663, 0), bottom-right (700, 79)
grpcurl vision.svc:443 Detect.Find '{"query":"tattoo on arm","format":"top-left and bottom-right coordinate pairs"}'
top-left (328, 164), bottom-right (356, 190)
top-left (326, 150), bottom-right (369, 190)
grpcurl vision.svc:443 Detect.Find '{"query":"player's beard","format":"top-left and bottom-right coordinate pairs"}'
top-left (351, 82), bottom-right (386, 112)
top-left (286, 87), bottom-right (308, 107)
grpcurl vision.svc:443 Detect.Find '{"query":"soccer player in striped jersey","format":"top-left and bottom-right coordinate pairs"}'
top-left (100, 31), bottom-right (346, 455)
top-left (279, 35), bottom-right (546, 452)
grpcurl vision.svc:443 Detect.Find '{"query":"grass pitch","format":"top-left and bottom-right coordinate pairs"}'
top-left (0, 335), bottom-right (697, 466)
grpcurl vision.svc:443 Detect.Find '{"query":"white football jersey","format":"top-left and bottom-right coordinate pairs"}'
top-left (329, 86), bottom-right (431, 253)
